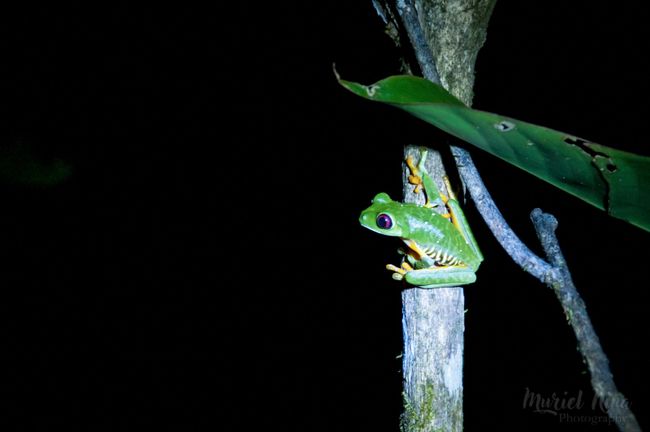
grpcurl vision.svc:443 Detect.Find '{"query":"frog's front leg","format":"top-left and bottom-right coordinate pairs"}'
top-left (386, 262), bottom-right (414, 281)
top-left (387, 249), bottom-right (431, 279)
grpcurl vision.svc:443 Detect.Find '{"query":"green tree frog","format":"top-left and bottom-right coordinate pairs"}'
top-left (359, 150), bottom-right (483, 288)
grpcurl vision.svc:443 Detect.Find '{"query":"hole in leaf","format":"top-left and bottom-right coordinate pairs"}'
top-left (494, 121), bottom-right (515, 132)
top-left (564, 136), bottom-right (619, 173)
top-left (564, 136), bottom-right (602, 157)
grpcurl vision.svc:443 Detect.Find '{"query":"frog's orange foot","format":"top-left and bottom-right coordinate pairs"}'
top-left (386, 262), bottom-right (414, 281)
top-left (406, 155), bottom-right (425, 194)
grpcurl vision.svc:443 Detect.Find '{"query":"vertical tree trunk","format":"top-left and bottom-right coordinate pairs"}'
top-left (401, 146), bottom-right (464, 432)
top-left (415, 0), bottom-right (497, 106)
top-left (397, 2), bottom-right (496, 431)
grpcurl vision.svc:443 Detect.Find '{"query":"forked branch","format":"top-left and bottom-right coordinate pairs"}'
top-left (390, 1), bottom-right (641, 430)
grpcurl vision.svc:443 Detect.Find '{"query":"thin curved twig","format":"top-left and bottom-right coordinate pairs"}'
top-left (451, 147), bottom-right (556, 282)
top-left (395, 0), bottom-right (441, 85)
top-left (530, 210), bottom-right (641, 431)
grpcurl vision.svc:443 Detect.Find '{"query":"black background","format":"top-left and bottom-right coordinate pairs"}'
top-left (2, 2), bottom-right (648, 430)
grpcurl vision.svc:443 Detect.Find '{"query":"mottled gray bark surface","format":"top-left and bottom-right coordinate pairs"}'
top-left (400, 147), bottom-right (464, 432)
top-left (416, 0), bottom-right (496, 105)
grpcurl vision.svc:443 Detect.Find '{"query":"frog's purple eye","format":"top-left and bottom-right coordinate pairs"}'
top-left (376, 213), bottom-right (393, 229)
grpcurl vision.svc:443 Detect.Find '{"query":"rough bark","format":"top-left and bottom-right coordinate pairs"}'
top-left (416, 0), bottom-right (497, 105)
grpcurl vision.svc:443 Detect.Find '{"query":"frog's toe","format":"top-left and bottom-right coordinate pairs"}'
top-left (386, 263), bottom-right (406, 275)
top-left (386, 263), bottom-right (406, 281)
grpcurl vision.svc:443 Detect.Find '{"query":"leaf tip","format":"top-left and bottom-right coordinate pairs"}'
top-left (332, 62), bottom-right (341, 81)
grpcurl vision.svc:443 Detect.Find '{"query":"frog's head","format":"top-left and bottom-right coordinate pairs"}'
top-left (359, 192), bottom-right (407, 237)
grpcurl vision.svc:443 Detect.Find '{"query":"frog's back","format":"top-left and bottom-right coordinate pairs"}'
top-left (404, 205), bottom-right (481, 270)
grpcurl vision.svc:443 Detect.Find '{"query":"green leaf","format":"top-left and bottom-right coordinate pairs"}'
top-left (340, 75), bottom-right (650, 232)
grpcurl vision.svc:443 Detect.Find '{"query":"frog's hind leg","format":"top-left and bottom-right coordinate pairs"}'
top-left (441, 176), bottom-right (483, 262)
top-left (404, 265), bottom-right (477, 289)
